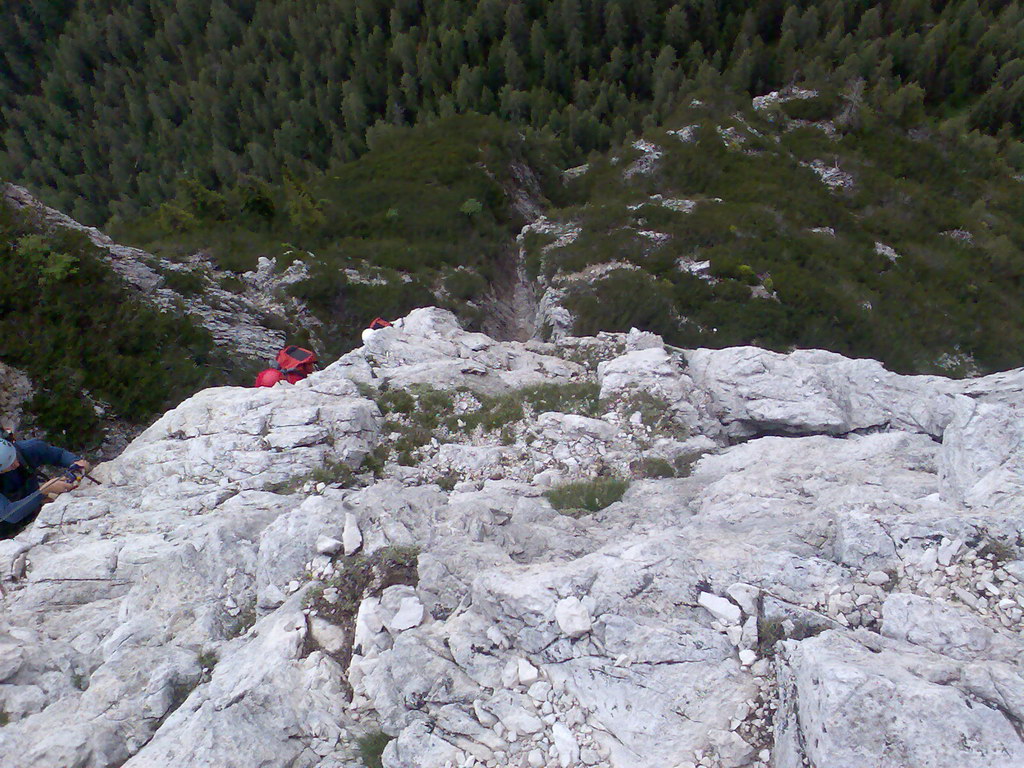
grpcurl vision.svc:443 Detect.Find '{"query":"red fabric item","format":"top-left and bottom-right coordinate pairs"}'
top-left (275, 346), bottom-right (317, 370)
top-left (254, 368), bottom-right (285, 387)
top-left (254, 367), bottom-right (311, 387)
top-left (369, 317), bottom-right (392, 330)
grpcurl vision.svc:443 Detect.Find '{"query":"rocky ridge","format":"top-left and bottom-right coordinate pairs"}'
top-left (1, 308), bottom-right (1024, 768)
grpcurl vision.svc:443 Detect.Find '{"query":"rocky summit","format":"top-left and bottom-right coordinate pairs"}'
top-left (2, 307), bottom-right (1024, 768)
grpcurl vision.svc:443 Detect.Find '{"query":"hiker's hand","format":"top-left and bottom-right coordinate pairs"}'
top-left (39, 477), bottom-right (75, 496)
top-left (72, 459), bottom-right (90, 473)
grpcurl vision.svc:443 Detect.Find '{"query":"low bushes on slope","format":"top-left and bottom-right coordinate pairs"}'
top-left (112, 116), bottom-right (565, 354)
top-left (0, 199), bottom-right (216, 448)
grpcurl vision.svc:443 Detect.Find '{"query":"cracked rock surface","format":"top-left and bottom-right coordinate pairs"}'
top-left (2, 307), bottom-right (1024, 768)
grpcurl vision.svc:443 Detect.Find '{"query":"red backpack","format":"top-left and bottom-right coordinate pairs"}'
top-left (254, 346), bottom-right (317, 387)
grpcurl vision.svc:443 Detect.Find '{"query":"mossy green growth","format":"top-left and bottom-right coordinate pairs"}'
top-left (452, 381), bottom-right (602, 433)
top-left (197, 649), bottom-right (218, 676)
top-left (357, 731), bottom-right (393, 768)
top-left (225, 600), bottom-right (257, 639)
top-left (542, 95), bottom-right (1024, 376)
top-left (545, 478), bottom-right (629, 516)
top-left (976, 537), bottom-right (1018, 564)
top-left (629, 457), bottom-right (677, 479)
top-left (113, 115), bottom-right (564, 355)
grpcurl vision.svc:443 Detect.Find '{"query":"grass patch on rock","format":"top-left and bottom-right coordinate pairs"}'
top-left (305, 546), bottom-right (420, 622)
top-left (545, 478), bottom-right (629, 517)
top-left (303, 545), bottom-right (420, 681)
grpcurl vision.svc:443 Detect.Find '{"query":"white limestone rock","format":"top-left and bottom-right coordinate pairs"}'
top-left (517, 658), bottom-right (540, 686)
top-left (316, 535), bottom-right (343, 556)
top-left (379, 586), bottom-right (425, 634)
top-left (310, 616), bottom-right (349, 655)
top-left (552, 722), bottom-right (580, 768)
top-left (881, 592), bottom-right (1023, 662)
top-left (777, 631), bottom-right (1024, 768)
top-left (684, 346), bottom-right (961, 438)
top-left (5, 307), bottom-right (1024, 768)
top-left (698, 592), bottom-right (742, 625)
top-left (343, 512), bottom-right (363, 555)
top-left (554, 597), bottom-right (593, 638)
top-left (939, 396), bottom-right (1024, 512)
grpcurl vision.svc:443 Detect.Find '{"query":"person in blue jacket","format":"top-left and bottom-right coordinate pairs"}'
top-left (0, 437), bottom-right (90, 531)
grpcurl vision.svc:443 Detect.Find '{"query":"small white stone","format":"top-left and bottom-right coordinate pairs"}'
top-left (555, 597), bottom-right (593, 638)
top-left (529, 681), bottom-right (552, 702)
top-left (919, 548), bottom-right (938, 572)
top-left (518, 658), bottom-right (540, 686)
top-left (739, 649), bottom-right (757, 666)
top-left (698, 592), bottom-right (742, 625)
top-left (552, 723), bottom-right (579, 768)
top-left (343, 512), bottom-right (363, 555)
top-left (865, 571), bottom-right (890, 585)
top-left (315, 535), bottom-right (343, 556)
top-left (386, 596), bottom-right (424, 632)
top-left (937, 538), bottom-right (964, 567)
top-left (475, 701), bottom-right (498, 727)
top-left (725, 582), bottom-right (759, 615)
top-left (979, 580), bottom-right (1000, 596)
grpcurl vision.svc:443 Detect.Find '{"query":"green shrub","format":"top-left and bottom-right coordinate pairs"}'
top-left (218, 274), bottom-right (246, 292)
top-left (197, 650), bottom-right (218, 676)
top-left (564, 270), bottom-right (678, 339)
top-left (444, 269), bottom-right (488, 301)
top-left (459, 198), bottom-right (483, 216)
top-left (16, 234), bottom-right (78, 285)
top-left (0, 202), bottom-right (217, 448)
top-left (781, 94), bottom-right (839, 122)
top-left (545, 478), bottom-right (629, 515)
top-left (225, 601), bottom-right (257, 639)
top-left (436, 470), bottom-right (460, 491)
top-left (162, 269), bottom-right (206, 295)
top-left (756, 616), bottom-right (825, 657)
top-left (305, 546), bottom-right (420, 619)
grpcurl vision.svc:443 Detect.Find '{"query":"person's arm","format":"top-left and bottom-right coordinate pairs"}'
top-left (0, 490), bottom-right (44, 525)
top-left (17, 439), bottom-right (82, 470)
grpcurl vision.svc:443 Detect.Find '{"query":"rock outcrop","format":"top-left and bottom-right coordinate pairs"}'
top-left (0, 362), bottom-right (34, 434)
top-left (2, 307), bottom-right (1024, 768)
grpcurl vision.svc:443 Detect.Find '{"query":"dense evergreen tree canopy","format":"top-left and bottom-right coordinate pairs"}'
top-left (2, 0), bottom-right (1022, 224)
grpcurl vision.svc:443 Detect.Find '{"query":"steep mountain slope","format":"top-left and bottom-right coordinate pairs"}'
top-left (2, 308), bottom-right (1024, 767)
top-left (527, 85), bottom-right (1024, 374)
